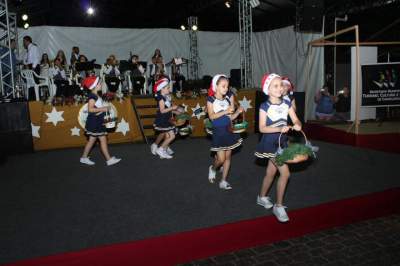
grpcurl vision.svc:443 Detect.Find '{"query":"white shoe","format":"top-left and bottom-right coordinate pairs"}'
top-left (150, 143), bottom-right (158, 155)
top-left (273, 204), bottom-right (289, 222)
top-left (166, 147), bottom-right (174, 155)
top-left (208, 165), bottom-right (216, 183)
top-left (257, 196), bottom-right (273, 209)
top-left (80, 157), bottom-right (95, 165)
top-left (106, 156), bottom-right (121, 166)
top-left (156, 148), bottom-right (172, 159)
top-left (219, 180), bottom-right (232, 190)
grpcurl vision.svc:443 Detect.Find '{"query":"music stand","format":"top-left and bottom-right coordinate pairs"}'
top-left (75, 62), bottom-right (95, 72)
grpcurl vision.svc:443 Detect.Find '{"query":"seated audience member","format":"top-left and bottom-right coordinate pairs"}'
top-left (70, 46), bottom-right (80, 66)
top-left (55, 49), bottom-right (68, 70)
top-left (50, 58), bottom-right (73, 97)
top-left (334, 86), bottom-right (351, 121)
top-left (40, 53), bottom-right (51, 77)
top-left (103, 55), bottom-right (121, 92)
top-left (130, 54), bottom-right (145, 94)
top-left (315, 86), bottom-right (335, 121)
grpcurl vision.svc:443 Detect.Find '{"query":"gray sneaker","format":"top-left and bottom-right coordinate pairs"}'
top-left (219, 180), bottom-right (232, 190)
top-left (80, 157), bottom-right (95, 165)
top-left (257, 196), bottom-right (273, 209)
top-left (106, 156), bottom-right (121, 166)
top-left (272, 204), bottom-right (289, 223)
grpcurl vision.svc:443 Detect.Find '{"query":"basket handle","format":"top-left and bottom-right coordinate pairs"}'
top-left (278, 128), bottom-right (308, 149)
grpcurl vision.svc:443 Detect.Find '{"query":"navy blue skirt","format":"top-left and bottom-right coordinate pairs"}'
top-left (255, 133), bottom-right (288, 158)
top-left (154, 113), bottom-right (175, 132)
top-left (85, 113), bottom-right (107, 136)
top-left (210, 126), bottom-right (242, 151)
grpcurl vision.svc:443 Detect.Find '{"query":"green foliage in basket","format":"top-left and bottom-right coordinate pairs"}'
top-left (275, 143), bottom-right (313, 166)
top-left (176, 113), bottom-right (191, 121)
top-left (205, 118), bottom-right (213, 129)
top-left (233, 121), bottom-right (248, 130)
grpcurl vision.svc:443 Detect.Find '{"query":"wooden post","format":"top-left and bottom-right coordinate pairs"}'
top-left (355, 25), bottom-right (361, 135)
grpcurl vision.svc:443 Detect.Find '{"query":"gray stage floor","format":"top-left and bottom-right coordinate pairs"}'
top-left (0, 134), bottom-right (399, 264)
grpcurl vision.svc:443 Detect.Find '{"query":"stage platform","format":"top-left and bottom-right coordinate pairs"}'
top-left (1, 134), bottom-right (399, 265)
top-left (304, 120), bottom-right (400, 153)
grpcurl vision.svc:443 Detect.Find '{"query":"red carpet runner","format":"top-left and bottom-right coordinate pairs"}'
top-left (5, 188), bottom-right (400, 266)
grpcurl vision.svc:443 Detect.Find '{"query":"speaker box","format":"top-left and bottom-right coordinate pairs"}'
top-left (298, 0), bottom-right (324, 33)
top-left (0, 102), bottom-right (33, 155)
top-left (229, 69), bottom-right (241, 88)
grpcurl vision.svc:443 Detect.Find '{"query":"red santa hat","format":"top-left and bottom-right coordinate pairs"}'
top-left (261, 73), bottom-right (281, 95)
top-left (153, 78), bottom-right (170, 93)
top-left (208, 74), bottom-right (228, 96)
top-left (281, 76), bottom-right (295, 92)
top-left (82, 76), bottom-right (100, 91)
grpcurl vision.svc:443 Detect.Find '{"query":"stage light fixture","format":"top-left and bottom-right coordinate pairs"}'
top-left (180, 25), bottom-right (186, 30)
top-left (249, 0), bottom-right (260, 8)
top-left (23, 22), bottom-right (29, 29)
top-left (87, 6), bottom-right (94, 15)
top-left (225, 1), bottom-right (231, 8)
top-left (191, 25), bottom-right (198, 31)
top-left (21, 14), bottom-right (28, 21)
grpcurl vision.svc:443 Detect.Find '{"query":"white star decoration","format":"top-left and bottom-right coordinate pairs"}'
top-left (31, 123), bottom-right (40, 138)
top-left (45, 107), bottom-right (64, 126)
top-left (116, 118), bottom-right (130, 136)
top-left (70, 126), bottom-right (81, 137)
top-left (191, 103), bottom-right (206, 120)
top-left (239, 96), bottom-right (253, 112)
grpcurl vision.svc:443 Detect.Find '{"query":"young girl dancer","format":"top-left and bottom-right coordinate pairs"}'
top-left (282, 76), bottom-right (297, 112)
top-left (80, 76), bottom-right (121, 166)
top-left (207, 74), bottom-right (244, 190)
top-left (255, 73), bottom-right (302, 222)
top-left (150, 78), bottom-right (179, 159)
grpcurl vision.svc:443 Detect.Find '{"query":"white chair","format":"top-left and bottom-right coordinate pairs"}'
top-left (21, 70), bottom-right (52, 101)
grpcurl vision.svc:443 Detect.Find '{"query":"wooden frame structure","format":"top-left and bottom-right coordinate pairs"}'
top-left (305, 25), bottom-right (400, 134)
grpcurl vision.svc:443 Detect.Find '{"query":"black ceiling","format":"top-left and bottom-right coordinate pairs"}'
top-left (8, 0), bottom-right (400, 39)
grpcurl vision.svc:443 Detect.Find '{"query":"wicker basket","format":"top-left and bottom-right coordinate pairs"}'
top-left (231, 111), bottom-right (248, 134)
top-left (278, 130), bottom-right (309, 164)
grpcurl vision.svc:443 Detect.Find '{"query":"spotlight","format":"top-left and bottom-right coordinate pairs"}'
top-left (180, 25), bottom-right (186, 31)
top-left (225, 1), bottom-right (231, 8)
top-left (21, 14), bottom-right (28, 21)
top-left (191, 25), bottom-right (198, 31)
top-left (87, 6), bottom-right (94, 15)
top-left (23, 22), bottom-right (29, 29)
top-left (249, 0), bottom-right (260, 8)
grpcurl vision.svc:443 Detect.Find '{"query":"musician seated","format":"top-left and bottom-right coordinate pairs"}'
top-left (148, 55), bottom-right (167, 90)
top-left (51, 58), bottom-right (74, 97)
top-left (130, 54), bottom-right (145, 94)
top-left (103, 55), bottom-right (121, 93)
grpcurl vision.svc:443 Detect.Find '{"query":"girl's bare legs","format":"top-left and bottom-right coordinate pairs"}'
top-left (99, 135), bottom-right (112, 161)
top-left (82, 136), bottom-right (97, 158)
top-left (260, 159), bottom-right (277, 197)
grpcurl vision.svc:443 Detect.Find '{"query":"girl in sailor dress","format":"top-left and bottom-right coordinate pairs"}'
top-left (80, 76), bottom-right (121, 166)
top-left (207, 74), bottom-right (244, 190)
top-left (255, 73), bottom-right (302, 223)
top-left (150, 78), bottom-right (180, 159)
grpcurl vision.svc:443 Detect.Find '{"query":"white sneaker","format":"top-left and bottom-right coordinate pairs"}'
top-left (166, 147), bottom-right (174, 155)
top-left (208, 165), bottom-right (216, 183)
top-left (150, 143), bottom-right (158, 155)
top-left (80, 157), bottom-right (95, 165)
top-left (156, 148), bottom-right (172, 159)
top-left (273, 204), bottom-right (289, 223)
top-left (257, 196), bottom-right (273, 209)
top-left (219, 180), bottom-right (232, 190)
top-left (106, 156), bottom-right (121, 166)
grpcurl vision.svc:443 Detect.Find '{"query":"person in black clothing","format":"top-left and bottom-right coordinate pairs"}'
top-left (334, 87), bottom-right (351, 121)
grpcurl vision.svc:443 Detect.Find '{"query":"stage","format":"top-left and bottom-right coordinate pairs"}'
top-left (304, 120), bottom-right (400, 153)
top-left (1, 134), bottom-right (399, 265)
